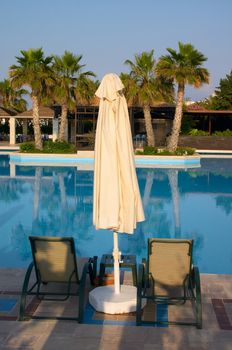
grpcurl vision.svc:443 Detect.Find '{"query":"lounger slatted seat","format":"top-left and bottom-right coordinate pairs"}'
top-left (19, 236), bottom-right (97, 323)
top-left (136, 238), bottom-right (202, 328)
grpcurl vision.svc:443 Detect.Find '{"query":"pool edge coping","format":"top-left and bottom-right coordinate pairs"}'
top-left (8, 151), bottom-right (201, 167)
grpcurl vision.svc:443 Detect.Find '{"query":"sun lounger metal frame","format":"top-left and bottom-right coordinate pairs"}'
top-left (19, 236), bottom-right (97, 323)
top-left (136, 238), bottom-right (202, 329)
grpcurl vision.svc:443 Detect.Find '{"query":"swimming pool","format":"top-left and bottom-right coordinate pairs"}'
top-left (0, 155), bottom-right (232, 274)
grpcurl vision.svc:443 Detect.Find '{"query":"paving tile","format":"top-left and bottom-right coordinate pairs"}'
top-left (0, 321), bottom-right (22, 338)
top-left (0, 270), bottom-right (232, 349)
top-left (201, 301), bottom-right (219, 330)
top-left (10, 320), bottom-right (58, 336)
top-left (2, 334), bottom-right (42, 349)
top-left (224, 301), bottom-right (232, 322)
top-left (0, 269), bottom-right (30, 292)
top-left (99, 342), bottom-right (143, 350)
top-left (212, 298), bottom-right (232, 330)
top-left (45, 321), bottom-right (79, 336)
top-left (78, 324), bottom-right (106, 338)
top-left (41, 337), bottom-right (101, 350)
top-left (103, 331), bottom-right (147, 345)
top-left (0, 335), bottom-right (8, 345)
top-left (144, 345), bottom-right (177, 350)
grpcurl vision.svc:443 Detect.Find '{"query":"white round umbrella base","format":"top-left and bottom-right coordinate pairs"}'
top-left (89, 285), bottom-right (146, 314)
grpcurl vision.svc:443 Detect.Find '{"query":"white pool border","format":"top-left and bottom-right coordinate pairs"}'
top-left (197, 149), bottom-right (232, 158)
top-left (8, 151), bottom-right (202, 168)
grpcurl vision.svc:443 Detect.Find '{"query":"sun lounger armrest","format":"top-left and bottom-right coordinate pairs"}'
top-left (142, 258), bottom-right (147, 271)
top-left (137, 262), bottom-right (145, 291)
top-left (19, 261), bottom-right (35, 321)
top-left (22, 261), bottom-right (35, 293)
top-left (136, 263), bottom-right (145, 326)
top-left (78, 261), bottom-right (89, 323)
top-left (89, 256), bottom-right (98, 280)
top-left (191, 265), bottom-right (201, 289)
top-left (141, 258), bottom-right (148, 288)
top-left (79, 261), bottom-right (89, 287)
top-left (142, 258), bottom-right (147, 269)
top-left (88, 256), bottom-right (98, 285)
top-left (192, 265), bottom-right (202, 329)
top-left (192, 266), bottom-right (201, 299)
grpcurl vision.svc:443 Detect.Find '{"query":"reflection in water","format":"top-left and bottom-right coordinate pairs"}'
top-left (0, 179), bottom-right (27, 203)
top-left (33, 167), bottom-right (42, 221)
top-left (0, 157), bottom-right (232, 273)
top-left (215, 196), bottom-right (232, 216)
top-left (143, 170), bottom-right (154, 207)
top-left (141, 169), bottom-right (171, 237)
top-left (167, 169), bottom-right (181, 238)
top-left (11, 223), bottom-right (32, 261)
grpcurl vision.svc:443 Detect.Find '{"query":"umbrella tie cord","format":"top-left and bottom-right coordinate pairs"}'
top-left (112, 250), bottom-right (122, 263)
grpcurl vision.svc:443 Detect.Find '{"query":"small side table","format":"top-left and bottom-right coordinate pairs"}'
top-left (99, 254), bottom-right (137, 286)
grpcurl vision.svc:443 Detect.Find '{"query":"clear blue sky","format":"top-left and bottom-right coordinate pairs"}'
top-left (0, 0), bottom-right (231, 101)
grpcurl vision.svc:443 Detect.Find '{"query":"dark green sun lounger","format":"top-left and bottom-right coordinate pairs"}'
top-left (19, 236), bottom-right (97, 323)
top-left (136, 238), bottom-right (202, 329)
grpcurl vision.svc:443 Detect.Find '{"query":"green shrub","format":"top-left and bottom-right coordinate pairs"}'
top-left (136, 146), bottom-right (196, 156)
top-left (142, 146), bottom-right (158, 155)
top-left (188, 129), bottom-right (209, 136)
top-left (181, 116), bottom-right (197, 135)
top-left (85, 130), bottom-right (95, 147)
top-left (213, 129), bottom-right (232, 137)
top-left (43, 140), bottom-right (76, 153)
top-left (20, 142), bottom-right (37, 153)
top-left (20, 140), bottom-right (76, 154)
top-left (157, 150), bottom-right (173, 155)
top-left (175, 147), bottom-right (196, 155)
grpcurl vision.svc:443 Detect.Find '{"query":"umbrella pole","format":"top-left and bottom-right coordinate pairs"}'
top-left (113, 231), bottom-right (121, 294)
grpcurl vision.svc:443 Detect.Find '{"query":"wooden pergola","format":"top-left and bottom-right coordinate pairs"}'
top-left (0, 106), bottom-right (56, 144)
top-left (1, 102), bottom-right (232, 146)
top-left (185, 105), bottom-right (232, 134)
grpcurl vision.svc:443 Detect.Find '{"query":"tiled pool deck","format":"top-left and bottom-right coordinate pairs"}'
top-left (0, 269), bottom-right (232, 349)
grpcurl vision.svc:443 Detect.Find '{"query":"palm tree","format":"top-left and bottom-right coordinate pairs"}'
top-left (9, 48), bottom-right (54, 150)
top-left (123, 50), bottom-right (174, 147)
top-left (52, 51), bottom-right (95, 141)
top-left (156, 42), bottom-right (209, 151)
top-left (0, 79), bottom-right (28, 112)
top-left (75, 76), bottom-right (99, 146)
top-left (75, 75), bottom-right (99, 105)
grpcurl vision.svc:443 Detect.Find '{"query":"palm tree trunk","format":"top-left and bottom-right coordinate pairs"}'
top-left (143, 170), bottom-right (154, 207)
top-left (143, 104), bottom-right (155, 147)
top-left (58, 173), bottom-right (68, 230)
top-left (167, 169), bottom-right (181, 238)
top-left (33, 167), bottom-right (42, 221)
top-left (59, 104), bottom-right (68, 141)
top-left (167, 83), bottom-right (185, 151)
top-left (31, 95), bottom-right (42, 150)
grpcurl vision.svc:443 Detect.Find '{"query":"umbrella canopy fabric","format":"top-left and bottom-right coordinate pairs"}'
top-left (93, 73), bottom-right (145, 234)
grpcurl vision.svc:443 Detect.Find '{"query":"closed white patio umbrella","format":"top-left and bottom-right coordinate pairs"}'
top-left (89, 73), bottom-right (145, 314)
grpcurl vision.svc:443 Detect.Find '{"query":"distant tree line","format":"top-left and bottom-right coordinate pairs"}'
top-left (200, 70), bottom-right (232, 110)
top-left (4, 42), bottom-right (232, 151)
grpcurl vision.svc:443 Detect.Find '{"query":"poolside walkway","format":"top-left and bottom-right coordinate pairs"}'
top-left (0, 269), bottom-right (232, 349)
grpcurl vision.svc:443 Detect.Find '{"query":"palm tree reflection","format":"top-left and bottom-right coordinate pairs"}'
top-left (167, 169), bottom-right (181, 238)
top-left (121, 168), bottom-right (171, 257)
top-left (215, 196), bottom-right (232, 215)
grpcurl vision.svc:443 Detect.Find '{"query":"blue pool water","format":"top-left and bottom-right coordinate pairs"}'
top-left (0, 155), bottom-right (232, 274)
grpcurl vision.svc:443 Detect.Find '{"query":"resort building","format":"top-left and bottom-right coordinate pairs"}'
top-left (0, 104), bottom-right (232, 149)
